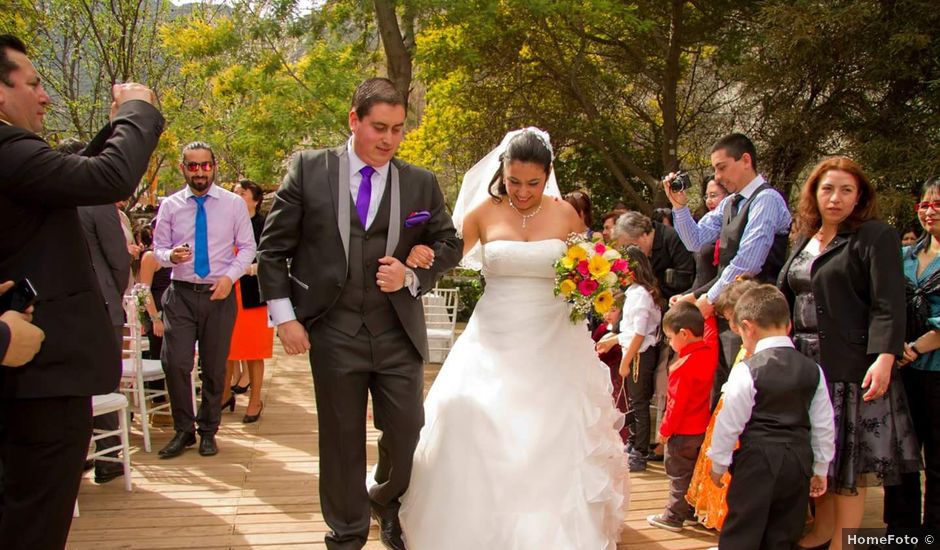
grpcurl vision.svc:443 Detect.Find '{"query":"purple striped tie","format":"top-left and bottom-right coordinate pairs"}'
top-left (356, 165), bottom-right (376, 227)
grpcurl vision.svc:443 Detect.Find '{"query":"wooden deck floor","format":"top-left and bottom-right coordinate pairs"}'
top-left (68, 342), bottom-right (887, 549)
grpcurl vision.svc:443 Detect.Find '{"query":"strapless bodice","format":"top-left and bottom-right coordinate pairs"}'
top-left (480, 239), bottom-right (565, 280)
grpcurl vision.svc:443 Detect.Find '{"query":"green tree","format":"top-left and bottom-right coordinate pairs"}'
top-left (160, 0), bottom-right (382, 187)
top-left (399, 0), bottom-right (736, 214)
top-left (727, 0), bottom-right (940, 223)
top-left (0, 0), bottom-right (189, 207)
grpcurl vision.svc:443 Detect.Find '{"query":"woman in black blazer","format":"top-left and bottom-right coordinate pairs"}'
top-left (778, 157), bottom-right (920, 550)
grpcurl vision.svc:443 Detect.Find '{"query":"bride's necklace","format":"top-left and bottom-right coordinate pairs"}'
top-left (507, 197), bottom-right (543, 230)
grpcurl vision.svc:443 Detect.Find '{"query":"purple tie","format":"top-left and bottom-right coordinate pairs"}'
top-left (356, 165), bottom-right (376, 227)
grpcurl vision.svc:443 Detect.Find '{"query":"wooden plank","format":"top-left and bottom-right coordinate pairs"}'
top-left (67, 340), bottom-right (888, 549)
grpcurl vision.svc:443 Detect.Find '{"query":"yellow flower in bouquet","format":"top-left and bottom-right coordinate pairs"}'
top-left (593, 290), bottom-right (614, 314)
top-left (566, 245), bottom-right (587, 262)
top-left (559, 279), bottom-right (577, 296)
top-left (588, 255), bottom-right (611, 278)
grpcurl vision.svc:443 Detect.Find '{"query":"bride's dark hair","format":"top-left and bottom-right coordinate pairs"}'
top-left (487, 130), bottom-right (553, 201)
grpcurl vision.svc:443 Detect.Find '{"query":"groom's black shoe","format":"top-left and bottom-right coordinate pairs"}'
top-left (370, 504), bottom-right (406, 550)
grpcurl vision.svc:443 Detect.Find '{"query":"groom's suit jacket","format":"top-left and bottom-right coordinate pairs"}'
top-left (258, 145), bottom-right (462, 361)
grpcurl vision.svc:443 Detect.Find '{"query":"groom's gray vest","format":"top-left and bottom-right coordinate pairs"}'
top-left (322, 178), bottom-right (400, 337)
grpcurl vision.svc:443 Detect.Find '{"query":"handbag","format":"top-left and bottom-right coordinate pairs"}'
top-left (239, 273), bottom-right (266, 309)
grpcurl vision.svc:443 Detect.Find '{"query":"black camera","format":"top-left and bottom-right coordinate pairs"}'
top-left (0, 278), bottom-right (38, 313)
top-left (669, 171), bottom-right (693, 192)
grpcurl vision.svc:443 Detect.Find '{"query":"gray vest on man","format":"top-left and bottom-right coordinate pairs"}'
top-left (322, 177), bottom-right (400, 337)
top-left (718, 183), bottom-right (789, 283)
top-left (739, 346), bottom-right (820, 450)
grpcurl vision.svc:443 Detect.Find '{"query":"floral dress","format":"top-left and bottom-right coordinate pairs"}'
top-left (788, 246), bottom-right (921, 495)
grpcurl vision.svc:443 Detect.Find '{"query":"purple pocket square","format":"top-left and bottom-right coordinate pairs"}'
top-left (404, 210), bottom-right (431, 228)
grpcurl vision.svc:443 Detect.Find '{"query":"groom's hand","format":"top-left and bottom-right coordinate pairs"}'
top-left (277, 320), bottom-right (310, 355)
top-left (377, 256), bottom-right (406, 293)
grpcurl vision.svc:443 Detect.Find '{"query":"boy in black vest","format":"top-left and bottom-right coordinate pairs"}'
top-left (706, 284), bottom-right (835, 549)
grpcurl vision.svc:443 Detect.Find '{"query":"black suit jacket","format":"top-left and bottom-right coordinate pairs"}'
top-left (78, 204), bottom-right (131, 327)
top-left (0, 101), bottom-right (164, 398)
top-left (650, 220), bottom-right (695, 299)
top-left (778, 219), bottom-right (905, 382)
top-left (258, 146), bottom-right (462, 360)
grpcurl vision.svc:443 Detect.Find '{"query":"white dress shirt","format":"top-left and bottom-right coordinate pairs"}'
top-left (617, 284), bottom-right (661, 352)
top-left (707, 335), bottom-right (835, 476)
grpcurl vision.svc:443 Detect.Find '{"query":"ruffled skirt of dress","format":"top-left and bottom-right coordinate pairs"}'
top-left (399, 276), bottom-right (629, 550)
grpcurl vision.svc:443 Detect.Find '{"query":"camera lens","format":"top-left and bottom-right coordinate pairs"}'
top-left (670, 172), bottom-right (692, 192)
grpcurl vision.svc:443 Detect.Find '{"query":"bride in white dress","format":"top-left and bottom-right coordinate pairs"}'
top-left (398, 128), bottom-right (628, 549)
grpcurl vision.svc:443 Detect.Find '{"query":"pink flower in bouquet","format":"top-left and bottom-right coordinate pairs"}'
top-left (578, 279), bottom-right (599, 296)
top-left (576, 260), bottom-right (590, 276)
top-left (611, 259), bottom-right (628, 273)
top-left (594, 242), bottom-right (607, 254)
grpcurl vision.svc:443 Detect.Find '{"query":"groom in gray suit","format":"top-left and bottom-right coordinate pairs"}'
top-left (258, 78), bottom-right (461, 550)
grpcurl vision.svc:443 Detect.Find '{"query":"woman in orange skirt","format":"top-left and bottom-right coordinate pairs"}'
top-left (222, 180), bottom-right (273, 423)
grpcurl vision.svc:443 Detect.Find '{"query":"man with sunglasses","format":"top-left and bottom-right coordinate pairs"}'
top-left (0, 34), bottom-right (163, 549)
top-left (152, 142), bottom-right (255, 459)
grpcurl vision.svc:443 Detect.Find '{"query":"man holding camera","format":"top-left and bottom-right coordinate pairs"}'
top-left (664, 133), bottom-right (791, 406)
top-left (0, 34), bottom-right (163, 549)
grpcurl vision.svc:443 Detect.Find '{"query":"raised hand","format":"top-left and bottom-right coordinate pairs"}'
top-left (662, 173), bottom-right (690, 209)
top-left (406, 244), bottom-right (435, 269)
top-left (111, 82), bottom-right (156, 107)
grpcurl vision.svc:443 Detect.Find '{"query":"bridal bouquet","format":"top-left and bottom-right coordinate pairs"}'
top-left (553, 233), bottom-right (634, 323)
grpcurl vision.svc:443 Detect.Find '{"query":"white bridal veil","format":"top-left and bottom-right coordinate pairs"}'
top-left (451, 127), bottom-right (562, 270)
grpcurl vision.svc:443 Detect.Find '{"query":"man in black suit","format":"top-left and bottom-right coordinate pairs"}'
top-left (258, 78), bottom-right (461, 550)
top-left (612, 210), bottom-right (695, 301)
top-left (0, 35), bottom-right (163, 549)
top-left (78, 200), bottom-right (132, 483)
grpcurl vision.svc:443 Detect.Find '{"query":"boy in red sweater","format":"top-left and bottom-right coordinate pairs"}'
top-left (648, 301), bottom-right (718, 532)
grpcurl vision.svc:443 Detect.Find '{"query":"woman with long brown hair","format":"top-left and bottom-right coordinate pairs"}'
top-left (778, 157), bottom-right (920, 550)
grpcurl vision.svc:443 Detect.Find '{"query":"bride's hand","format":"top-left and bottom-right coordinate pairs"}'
top-left (407, 245), bottom-right (435, 269)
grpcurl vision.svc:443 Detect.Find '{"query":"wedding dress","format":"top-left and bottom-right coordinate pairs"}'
top-left (399, 239), bottom-right (628, 550)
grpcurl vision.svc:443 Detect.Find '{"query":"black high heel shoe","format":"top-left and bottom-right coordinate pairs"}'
top-left (231, 382), bottom-right (250, 394)
top-left (242, 402), bottom-right (264, 424)
top-left (221, 395), bottom-right (236, 412)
